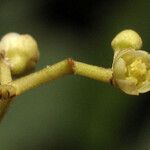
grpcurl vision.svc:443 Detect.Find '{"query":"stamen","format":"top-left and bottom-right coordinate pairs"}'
top-left (128, 58), bottom-right (147, 79)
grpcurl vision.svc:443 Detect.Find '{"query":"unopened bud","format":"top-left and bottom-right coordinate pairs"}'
top-left (0, 33), bottom-right (40, 75)
top-left (111, 29), bottom-right (142, 51)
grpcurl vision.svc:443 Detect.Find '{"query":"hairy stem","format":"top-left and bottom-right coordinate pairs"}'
top-left (0, 60), bottom-right (12, 120)
top-left (10, 58), bottom-right (113, 95)
top-left (0, 58), bottom-right (113, 121)
top-left (0, 61), bottom-right (12, 84)
top-left (11, 59), bottom-right (73, 95)
top-left (73, 61), bottom-right (112, 83)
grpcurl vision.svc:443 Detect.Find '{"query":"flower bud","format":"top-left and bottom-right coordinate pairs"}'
top-left (112, 49), bottom-right (150, 95)
top-left (0, 32), bottom-right (40, 76)
top-left (111, 29), bottom-right (143, 51)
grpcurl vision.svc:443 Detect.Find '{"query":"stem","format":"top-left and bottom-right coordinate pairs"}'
top-left (0, 60), bottom-right (12, 120)
top-left (0, 58), bottom-right (113, 121)
top-left (73, 61), bottom-right (112, 83)
top-left (0, 61), bottom-right (12, 84)
top-left (11, 59), bottom-right (73, 95)
top-left (10, 59), bottom-right (113, 95)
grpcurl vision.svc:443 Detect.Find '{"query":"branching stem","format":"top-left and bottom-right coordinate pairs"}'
top-left (10, 58), bottom-right (113, 95)
top-left (0, 58), bottom-right (113, 120)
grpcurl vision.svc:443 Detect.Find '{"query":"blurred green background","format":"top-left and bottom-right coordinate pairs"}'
top-left (0, 0), bottom-right (150, 149)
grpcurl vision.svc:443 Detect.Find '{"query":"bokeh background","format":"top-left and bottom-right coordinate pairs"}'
top-left (0, 0), bottom-right (150, 150)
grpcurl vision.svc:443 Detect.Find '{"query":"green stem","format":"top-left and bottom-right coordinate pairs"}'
top-left (0, 61), bottom-right (12, 84)
top-left (10, 59), bottom-right (113, 95)
top-left (11, 59), bottom-right (73, 95)
top-left (74, 61), bottom-right (112, 83)
top-left (0, 58), bottom-right (113, 121)
top-left (0, 60), bottom-right (12, 120)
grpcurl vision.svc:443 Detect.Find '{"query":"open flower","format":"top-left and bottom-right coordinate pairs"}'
top-left (112, 49), bottom-right (150, 95)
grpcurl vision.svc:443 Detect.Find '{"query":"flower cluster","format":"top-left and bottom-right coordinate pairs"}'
top-left (0, 29), bottom-right (149, 96)
top-left (112, 30), bottom-right (150, 95)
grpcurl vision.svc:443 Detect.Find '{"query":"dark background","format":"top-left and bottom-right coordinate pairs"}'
top-left (0, 0), bottom-right (150, 150)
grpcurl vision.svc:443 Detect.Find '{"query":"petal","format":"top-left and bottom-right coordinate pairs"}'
top-left (115, 49), bottom-right (136, 65)
top-left (146, 70), bottom-right (150, 81)
top-left (134, 50), bottom-right (150, 69)
top-left (138, 81), bottom-right (150, 93)
top-left (114, 49), bottom-right (134, 60)
top-left (122, 50), bottom-right (139, 65)
top-left (113, 58), bottom-right (127, 79)
top-left (116, 78), bottom-right (139, 95)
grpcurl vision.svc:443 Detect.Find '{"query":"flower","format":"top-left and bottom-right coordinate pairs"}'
top-left (0, 33), bottom-right (40, 75)
top-left (112, 49), bottom-right (150, 95)
top-left (111, 29), bottom-right (143, 51)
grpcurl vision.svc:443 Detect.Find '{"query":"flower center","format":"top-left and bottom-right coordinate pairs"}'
top-left (128, 58), bottom-right (147, 80)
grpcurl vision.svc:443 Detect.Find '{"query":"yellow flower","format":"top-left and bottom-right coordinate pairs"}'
top-left (0, 33), bottom-right (40, 76)
top-left (111, 29), bottom-right (142, 51)
top-left (112, 49), bottom-right (150, 95)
